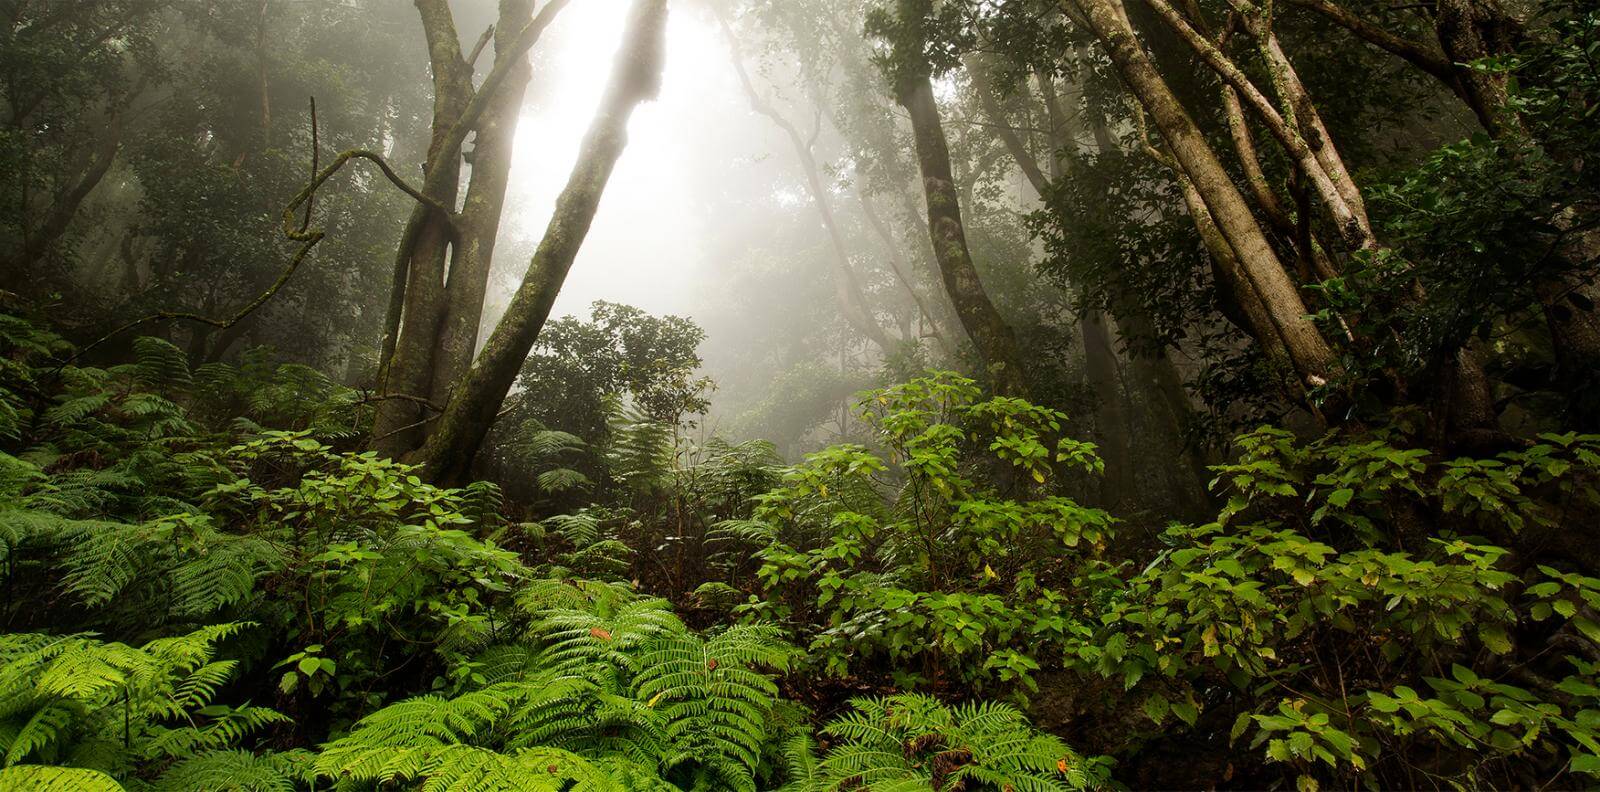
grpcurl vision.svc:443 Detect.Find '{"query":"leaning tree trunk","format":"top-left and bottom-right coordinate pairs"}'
top-left (2, 108), bottom-right (122, 289)
top-left (1066, 0), bottom-right (1337, 397)
top-left (896, 70), bottom-right (1029, 398)
top-left (411, 0), bottom-right (668, 484)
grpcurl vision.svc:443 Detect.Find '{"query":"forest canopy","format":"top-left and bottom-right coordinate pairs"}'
top-left (2, 0), bottom-right (1599, 789)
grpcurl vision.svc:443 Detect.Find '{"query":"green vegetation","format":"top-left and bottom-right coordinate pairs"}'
top-left (6, 0), bottom-right (1600, 788)
top-left (2, 312), bottom-right (1597, 789)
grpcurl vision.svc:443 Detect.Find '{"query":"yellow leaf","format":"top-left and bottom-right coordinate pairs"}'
top-left (984, 564), bottom-right (998, 580)
top-left (647, 691), bottom-right (665, 708)
top-left (1031, 468), bottom-right (1045, 484)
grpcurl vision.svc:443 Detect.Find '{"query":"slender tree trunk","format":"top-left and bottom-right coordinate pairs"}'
top-left (1081, 308), bottom-right (1132, 502)
top-left (256, 0), bottom-right (271, 144)
top-left (858, 189), bottom-right (952, 354)
top-left (427, 0), bottom-right (537, 408)
top-left (896, 71), bottom-right (1029, 397)
top-left (966, 55), bottom-right (1050, 196)
top-left (412, 0), bottom-right (668, 484)
top-left (1068, 0), bottom-right (1336, 394)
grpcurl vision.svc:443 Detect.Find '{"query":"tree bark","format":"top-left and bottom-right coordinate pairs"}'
top-left (427, 0), bottom-right (537, 408)
top-left (896, 71), bottom-right (1030, 398)
top-left (370, 0), bottom-right (476, 458)
top-left (372, 0), bottom-right (570, 458)
top-left (1068, 0), bottom-right (1336, 393)
top-left (411, 0), bottom-right (668, 484)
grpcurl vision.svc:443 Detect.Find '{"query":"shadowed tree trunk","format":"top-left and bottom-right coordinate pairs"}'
top-left (412, 0), bottom-right (669, 484)
top-left (427, 0), bottom-right (537, 408)
top-left (371, 0), bottom-right (570, 458)
top-left (896, 69), bottom-right (1029, 398)
top-left (2, 107), bottom-right (123, 287)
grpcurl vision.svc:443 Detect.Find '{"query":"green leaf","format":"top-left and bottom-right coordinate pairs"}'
top-left (1575, 616), bottom-right (1600, 644)
top-left (1479, 624), bottom-right (1512, 654)
top-left (1144, 694), bottom-right (1170, 724)
top-left (1231, 712), bottom-right (1253, 743)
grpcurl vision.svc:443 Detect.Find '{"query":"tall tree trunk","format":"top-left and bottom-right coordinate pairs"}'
top-left (1081, 308), bottom-right (1133, 503)
top-left (373, 0), bottom-right (571, 458)
top-left (427, 0), bottom-right (537, 408)
top-left (370, 0), bottom-right (476, 458)
top-left (896, 71), bottom-right (1029, 398)
top-left (256, 0), bottom-right (271, 144)
top-left (1067, 0), bottom-right (1337, 395)
top-left (412, 0), bottom-right (668, 484)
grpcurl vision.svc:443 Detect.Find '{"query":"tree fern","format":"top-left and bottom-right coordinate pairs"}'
top-left (605, 402), bottom-right (676, 495)
top-left (120, 337), bottom-right (193, 391)
top-left (538, 467), bottom-right (593, 495)
top-left (147, 748), bottom-right (312, 792)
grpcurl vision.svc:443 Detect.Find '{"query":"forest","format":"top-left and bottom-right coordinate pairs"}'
top-left (1, 0), bottom-right (1598, 789)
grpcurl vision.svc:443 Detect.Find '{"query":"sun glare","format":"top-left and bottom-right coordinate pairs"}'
top-left (502, 3), bottom-right (743, 323)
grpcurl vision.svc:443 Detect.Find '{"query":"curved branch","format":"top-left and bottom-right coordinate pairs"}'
top-left (63, 110), bottom-right (447, 367)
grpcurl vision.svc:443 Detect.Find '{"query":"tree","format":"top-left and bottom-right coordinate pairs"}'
top-left (868, 0), bottom-right (1031, 398)
top-left (411, 0), bottom-right (670, 484)
top-left (370, 0), bottom-right (572, 457)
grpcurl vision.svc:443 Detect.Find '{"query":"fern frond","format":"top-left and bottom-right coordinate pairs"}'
top-left (537, 468), bottom-right (592, 495)
top-left (126, 337), bottom-right (193, 389)
top-left (150, 749), bottom-right (311, 792)
top-left (0, 764), bottom-right (123, 791)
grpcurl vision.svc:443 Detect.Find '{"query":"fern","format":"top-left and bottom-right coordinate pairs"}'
top-left (122, 337), bottom-right (193, 390)
top-left (605, 402), bottom-right (676, 495)
top-left (633, 624), bottom-right (794, 790)
top-left (0, 764), bottom-right (123, 791)
top-left (530, 597), bottom-right (685, 678)
top-left (543, 512), bottom-right (603, 548)
top-left (317, 590), bottom-right (796, 791)
top-left (817, 694), bottom-right (1104, 791)
top-left (148, 749), bottom-right (312, 792)
top-left (0, 624), bottom-right (274, 774)
top-left (538, 467), bottom-right (592, 494)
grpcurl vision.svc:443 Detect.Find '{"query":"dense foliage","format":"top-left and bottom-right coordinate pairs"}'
top-left (5, 0), bottom-right (1600, 788)
top-left (2, 311), bottom-right (1598, 789)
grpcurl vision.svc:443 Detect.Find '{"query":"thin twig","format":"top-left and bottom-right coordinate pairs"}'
top-left (466, 23), bottom-right (495, 70)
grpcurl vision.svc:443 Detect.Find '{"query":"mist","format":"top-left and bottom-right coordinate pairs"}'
top-left (4, 0), bottom-right (1599, 788)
